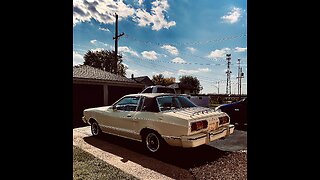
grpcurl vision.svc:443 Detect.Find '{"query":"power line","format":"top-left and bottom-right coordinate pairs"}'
top-left (123, 33), bottom-right (247, 47)
top-left (130, 58), bottom-right (226, 83)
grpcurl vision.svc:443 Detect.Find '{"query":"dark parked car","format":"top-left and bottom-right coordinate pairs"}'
top-left (215, 98), bottom-right (247, 130)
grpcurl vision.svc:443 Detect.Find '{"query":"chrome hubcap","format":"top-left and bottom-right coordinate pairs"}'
top-left (146, 133), bottom-right (159, 152)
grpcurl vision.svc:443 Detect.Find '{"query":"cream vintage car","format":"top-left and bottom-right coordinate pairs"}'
top-left (82, 93), bottom-right (234, 153)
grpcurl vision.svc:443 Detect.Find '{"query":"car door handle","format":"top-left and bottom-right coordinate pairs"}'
top-left (127, 115), bottom-right (132, 117)
top-left (234, 109), bottom-right (239, 111)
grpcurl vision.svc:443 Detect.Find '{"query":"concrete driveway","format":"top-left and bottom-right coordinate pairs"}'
top-left (73, 126), bottom-right (247, 179)
top-left (208, 129), bottom-right (247, 152)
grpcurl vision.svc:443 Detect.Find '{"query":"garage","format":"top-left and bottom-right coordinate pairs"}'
top-left (73, 65), bottom-right (144, 128)
top-left (73, 83), bottom-right (104, 127)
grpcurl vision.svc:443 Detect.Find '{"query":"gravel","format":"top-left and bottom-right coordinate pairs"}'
top-left (189, 151), bottom-right (247, 180)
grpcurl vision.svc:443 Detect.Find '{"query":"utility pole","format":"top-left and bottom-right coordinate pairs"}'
top-left (237, 58), bottom-right (244, 98)
top-left (237, 59), bottom-right (241, 95)
top-left (113, 13), bottom-right (124, 74)
top-left (225, 54), bottom-right (232, 95)
top-left (217, 81), bottom-right (220, 94)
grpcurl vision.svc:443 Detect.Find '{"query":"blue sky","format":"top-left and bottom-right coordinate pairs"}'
top-left (73, 0), bottom-right (247, 94)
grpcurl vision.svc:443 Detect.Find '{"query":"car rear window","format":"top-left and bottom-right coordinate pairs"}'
top-left (157, 87), bottom-right (175, 94)
top-left (157, 95), bottom-right (196, 111)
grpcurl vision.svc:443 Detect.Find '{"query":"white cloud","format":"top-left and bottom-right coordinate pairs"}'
top-left (90, 48), bottom-right (105, 52)
top-left (187, 47), bottom-right (197, 53)
top-left (73, 0), bottom-right (135, 26)
top-left (161, 44), bottom-right (179, 55)
top-left (207, 48), bottom-right (231, 59)
top-left (177, 68), bottom-right (211, 75)
top-left (73, 51), bottom-right (84, 66)
top-left (90, 39), bottom-right (114, 49)
top-left (160, 71), bottom-right (174, 76)
top-left (119, 46), bottom-right (139, 57)
top-left (134, 9), bottom-right (153, 27)
top-left (99, 27), bottom-right (110, 32)
top-left (141, 51), bottom-right (158, 60)
top-left (171, 57), bottom-right (186, 63)
top-left (178, 69), bottom-right (199, 75)
top-left (234, 47), bottom-right (247, 52)
top-left (221, 7), bottom-right (242, 24)
top-left (90, 39), bottom-right (97, 44)
top-left (137, 0), bottom-right (144, 6)
top-left (74, 0), bottom-right (175, 31)
top-left (133, 0), bottom-right (176, 31)
top-left (125, 65), bottom-right (148, 78)
top-left (126, 68), bottom-right (140, 77)
top-left (198, 68), bottom-right (211, 72)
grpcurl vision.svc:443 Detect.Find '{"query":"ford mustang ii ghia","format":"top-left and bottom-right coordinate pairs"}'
top-left (82, 93), bottom-right (234, 153)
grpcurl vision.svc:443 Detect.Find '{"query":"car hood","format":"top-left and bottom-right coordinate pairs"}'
top-left (162, 106), bottom-right (225, 121)
top-left (84, 106), bottom-right (112, 113)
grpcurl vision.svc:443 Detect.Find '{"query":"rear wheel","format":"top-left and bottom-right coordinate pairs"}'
top-left (91, 121), bottom-right (101, 136)
top-left (143, 131), bottom-right (164, 153)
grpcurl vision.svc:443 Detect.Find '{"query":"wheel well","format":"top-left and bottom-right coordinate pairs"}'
top-left (140, 128), bottom-right (157, 138)
top-left (88, 118), bottom-right (97, 125)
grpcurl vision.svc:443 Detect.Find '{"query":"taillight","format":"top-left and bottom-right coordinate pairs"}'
top-left (191, 120), bottom-right (208, 132)
top-left (218, 116), bottom-right (229, 125)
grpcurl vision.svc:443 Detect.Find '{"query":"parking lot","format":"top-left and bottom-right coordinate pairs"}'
top-left (73, 126), bottom-right (247, 179)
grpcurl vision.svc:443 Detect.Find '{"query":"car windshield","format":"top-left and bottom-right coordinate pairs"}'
top-left (156, 95), bottom-right (196, 111)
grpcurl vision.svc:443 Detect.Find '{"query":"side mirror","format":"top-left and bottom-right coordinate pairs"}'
top-left (112, 105), bottom-right (117, 111)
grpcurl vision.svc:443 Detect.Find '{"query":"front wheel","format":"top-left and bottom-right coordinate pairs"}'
top-left (91, 121), bottom-right (101, 136)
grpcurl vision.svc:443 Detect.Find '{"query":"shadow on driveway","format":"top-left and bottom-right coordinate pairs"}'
top-left (83, 133), bottom-right (228, 179)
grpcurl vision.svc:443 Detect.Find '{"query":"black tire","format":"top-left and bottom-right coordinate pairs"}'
top-left (91, 121), bottom-right (101, 136)
top-left (143, 131), bottom-right (164, 153)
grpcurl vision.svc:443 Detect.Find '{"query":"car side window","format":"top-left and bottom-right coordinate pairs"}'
top-left (141, 97), bottom-right (159, 112)
top-left (114, 96), bottom-right (140, 111)
top-left (142, 88), bottom-right (152, 93)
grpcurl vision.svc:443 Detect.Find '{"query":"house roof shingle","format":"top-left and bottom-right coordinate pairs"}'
top-left (73, 65), bottom-right (140, 85)
top-left (132, 76), bottom-right (148, 82)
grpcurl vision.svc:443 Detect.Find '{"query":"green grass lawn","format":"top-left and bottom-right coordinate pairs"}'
top-left (73, 145), bottom-right (139, 180)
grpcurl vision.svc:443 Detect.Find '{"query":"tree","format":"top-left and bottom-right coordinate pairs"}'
top-left (83, 49), bottom-right (127, 76)
top-left (152, 74), bottom-right (176, 86)
top-left (179, 75), bottom-right (203, 94)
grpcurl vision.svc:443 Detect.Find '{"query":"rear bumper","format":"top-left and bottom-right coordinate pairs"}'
top-left (163, 124), bottom-right (235, 148)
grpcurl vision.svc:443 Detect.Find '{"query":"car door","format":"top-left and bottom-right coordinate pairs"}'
top-left (224, 99), bottom-right (246, 126)
top-left (105, 96), bottom-right (141, 140)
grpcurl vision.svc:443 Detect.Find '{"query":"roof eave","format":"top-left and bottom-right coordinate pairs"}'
top-left (73, 77), bottom-right (144, 88)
